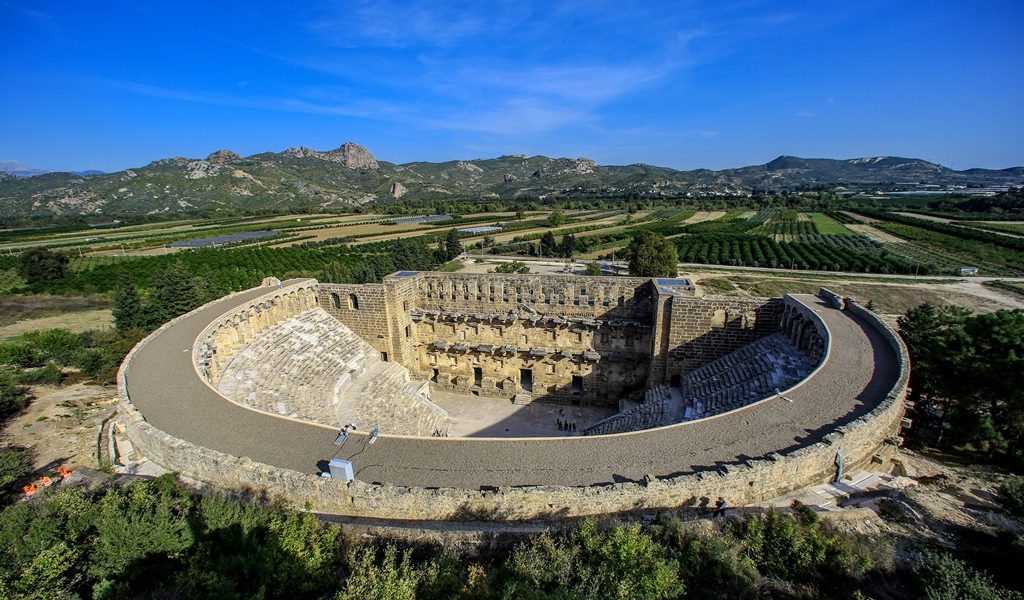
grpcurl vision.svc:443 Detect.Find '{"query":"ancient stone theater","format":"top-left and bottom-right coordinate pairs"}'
top-left (117, 271), bottom-right (909, 520)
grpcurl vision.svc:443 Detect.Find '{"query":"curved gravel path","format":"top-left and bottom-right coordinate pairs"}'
top-left (126, 287), bottom-right (898, 489)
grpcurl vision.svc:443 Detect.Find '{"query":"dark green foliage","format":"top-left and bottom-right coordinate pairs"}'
top-left (0, 372), bottom-right (29, 420)
top-left (112, 275), bottom-right (144, 332)
top-left (25, 245), bottom-right (368, 296)
top-left (0, 476), bottom-right (343, 599)
top-left (20, 329), bottom-right (81, 365)
top-left (0, 482), bottom-right (1014, 600)
top-left (585, 262), bottom-right (602, 276)
top-left (899, 304), bottom-right (1024, 467)
top-left (0, 447), bottom-right (31, 499)
top-left (1000, 476), bottom-right (1024, 520)
top-left (337, 545), bottom-right (420, 600)
top-left (17, 248), bottom-right (69, 284)
top-left (392, 237), bottom-right (437, 272)
top-left (436, 229), bottom-right (464, 263)
top-left (492, 260), bottom-right (530, 274)
top-left (548, 210), bottom-right (566, 227)
top-left (74, 329), bottom-right (145, 384)
top-left (15, 364), bottom-right (62, 386)
top-left (89, 476), bottom-right (196, 596)
top-left (144, 261), bottom-right (202, 327)
top-left (559, 233), bottom-right (577, 258)
top-left (627, 231), bottom-right (679, 277)
top-left (674, 232), bottom-right (924, 274)
top-left (540, 231), bottom-right (557, 257)
top-left (724, 509), bottom-right (872, 584)
top-left (0, 343), bottom-right (43, 368)
top-left (502, 519), bottom-right (684, 600)
top-left (914, 551), bottom-right (1023, 600)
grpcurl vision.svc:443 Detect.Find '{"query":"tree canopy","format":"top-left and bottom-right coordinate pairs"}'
top-left (627, 231), bottom-right (679, 277)
top-left (18, 248), bottom-right (69, 284)
top-left (899, 303), bottom-right (1024, 467)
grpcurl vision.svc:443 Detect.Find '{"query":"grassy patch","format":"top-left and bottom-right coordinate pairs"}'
top-left (436, 260), bottom-right (464, 272)
top-left (809, 212), bottom-right (856, 235)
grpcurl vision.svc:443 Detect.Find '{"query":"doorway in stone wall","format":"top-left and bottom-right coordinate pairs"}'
top-left (520, 368), bottom-right (533, 393)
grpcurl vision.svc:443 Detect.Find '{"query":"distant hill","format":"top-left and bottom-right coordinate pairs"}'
top-left (0, 160), bottom-right (49, 177)
top-left (0, 161), bottom-right (104, 179)
top-left (0, 143), bottom-right (1020, 216)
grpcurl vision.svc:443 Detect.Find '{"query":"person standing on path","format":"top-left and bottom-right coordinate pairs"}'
top-left (713, 497), bottom-right (728, 518)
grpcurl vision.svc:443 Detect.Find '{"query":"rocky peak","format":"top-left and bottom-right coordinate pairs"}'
top-left (207, 149), bottom-right (241, 165)
top-left (530, 157), bottom-right (597, 179)
top-left (283, 141), bottom-right (379, 169)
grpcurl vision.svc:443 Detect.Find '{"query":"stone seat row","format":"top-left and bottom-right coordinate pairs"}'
top-left (583, 385), bottom-right (674, 435)
top-left (338, 362), bottom-right (453, 436)
top-left (216, 309), bottom-right (380, 423)
top-left (213, 308), bottom-right (452, 436)
top-left (681, 334), bottom-right (811, 421)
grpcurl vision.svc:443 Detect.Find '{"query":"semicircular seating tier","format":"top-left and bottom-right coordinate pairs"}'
top-left (214, 308), bottom-right (452, 436)
top-left (583, 333), bottom-right (812, 435)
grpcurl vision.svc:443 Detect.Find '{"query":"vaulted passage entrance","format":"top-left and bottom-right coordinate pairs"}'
top-left (520, 368), bottom-right (533, 393)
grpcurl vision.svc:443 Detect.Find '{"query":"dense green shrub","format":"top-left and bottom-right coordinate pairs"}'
top-left (15, 364), bottom-right (62, 386)
top-left (337, 545), bottom-right (420, 600)
top-left (1000, 476), bottom-right (1024, 520)
top-left (20, 329), bottom-right (81, 365)
top-left (914, 551), bottom-right (1023, 600)
top-left (0, 447), bottom-right (31, 499)
top-left (18, 248), bottom-right (69, 284)
top-left (0, 372), bottom-right (29, 420)
top-left (503, 519), bottom-right (684, 599)
top-left (0, 343), bottom-right (43, 368)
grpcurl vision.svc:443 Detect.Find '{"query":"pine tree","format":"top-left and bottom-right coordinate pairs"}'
top-left (112, 275), bottom-right (144, 332)
top-left (540, 232), bottom-right (557, 257)
top-left (145, 261), bottom-right (201, 326)
top-left (442, 229), bottom-right (463, 261)
top-left (559, 234), bottom-right (577, 258)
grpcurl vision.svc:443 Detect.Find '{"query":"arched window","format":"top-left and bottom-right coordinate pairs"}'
top-left (349, 294), bottom-right (359, 310)
top-left (330, 293), bottom-right (341, 309)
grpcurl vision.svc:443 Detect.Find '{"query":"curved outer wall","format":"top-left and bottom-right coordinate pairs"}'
top-left (118, 280), bottom-right (908, 520)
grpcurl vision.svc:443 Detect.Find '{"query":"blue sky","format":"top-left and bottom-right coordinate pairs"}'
top-left (1, 1), bottom-right (1022, 172)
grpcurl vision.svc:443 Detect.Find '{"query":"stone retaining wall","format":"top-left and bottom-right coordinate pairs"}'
top-left (662, 295), bottom-right (783, 378)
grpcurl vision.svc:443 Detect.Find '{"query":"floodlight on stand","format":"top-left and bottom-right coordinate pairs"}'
top-left (368, 426), bottom-right (380, 444)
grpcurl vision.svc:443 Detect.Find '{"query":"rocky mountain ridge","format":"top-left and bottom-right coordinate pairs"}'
top-left (1, 143), bottom-right (1021, 217)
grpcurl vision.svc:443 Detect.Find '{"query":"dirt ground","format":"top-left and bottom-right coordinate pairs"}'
top-left (0, 294), bottom-right (112, 326)
top-left (843, 449), bottom-right (1024, 575)
top-left (0, 309), bottom-right (113, 340)
top-left (1, 382), bottom-right (118, 472)
top-left (690, 273), bottom-right (1024, 314)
